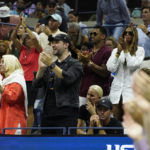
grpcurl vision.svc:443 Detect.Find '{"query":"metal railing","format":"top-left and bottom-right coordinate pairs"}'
top-left (2, 126), bottom-right (124, 135)
top-left (3, 127), bottom-right (66, 135)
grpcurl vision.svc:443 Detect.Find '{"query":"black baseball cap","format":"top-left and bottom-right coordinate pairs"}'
top-left (50, 34), bottom-right (70, 43)
top-left (96, 96), bottom-right (112, 110)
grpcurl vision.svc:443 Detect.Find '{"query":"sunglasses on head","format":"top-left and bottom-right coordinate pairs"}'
top-left (90, 32), bottom-right (97, 36)
top-left (124, 31), bottom-right (134, 36)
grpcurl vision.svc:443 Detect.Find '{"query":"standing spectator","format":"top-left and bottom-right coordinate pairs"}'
top-left (13, 0), bottom-right (36, 16)
top-left (0, 55), bottom-right (27, 135)
top-left (88, 97), bottom-right (123, 135)
top-left (0, 40), bottom-right (10, 57)
top-left (39, 0), bottom-right (68, 32)
top-left (68, 10), bottom-right (89, 36)
top-left (77, 85), bottom-right (103, 135)
top-left (137, 7), bottom-right (150, 57)
top-left (34, 34), bottom-right (83, 135)
top-left (79, 26), bottom-right (111, 106)
top-left (96, 0), bottom-right (130, 40)
top-left (57, 0), bottom-right (71, 17)
top-left (0, 5), bottom-right (19, 40)
top-left (106, 26), bottom-right (145, 120)
top-left (29, 2), bottom-right (46, 19)
top-left (105, 36), bottom-right (117, 51)
top-left (11, 16), bottom-right (42, 133)
top-left (37, 13), bottom-right (66, 61)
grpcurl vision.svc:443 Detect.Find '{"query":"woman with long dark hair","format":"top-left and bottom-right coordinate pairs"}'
top-left (106, 26), bottom-right (145, 120)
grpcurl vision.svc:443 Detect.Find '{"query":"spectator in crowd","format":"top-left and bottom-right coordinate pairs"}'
top-left (0, 5), bottom-right (19, 40)
top-left (57, 0), bottom-right (71, 17)
top-left (68, 10), bottom-right (89, 36)
top-left (106, 26), bottom-right (145, 120)
top-left (29, 1), bottom-right (46, 19)
top-left (13, 0), bottom-right (36, 16)
top-left (0, 55), bottom-right (27, 135)
top-left (37, 13), bottom-right (66, 61)
top-left (79, 26), bottom-right (111, 106)
top-left (96, 0), bottom-right (130, 40)
top-left (11, 16), bottom-right (42, 133)
top-left (105, 36), bottom-right (117, 51)
top-left (0, 40), bottom-right (10, 58)
top-left (88, 97), bottom-right (123, 135)
top-left (34, 34), bottom-right (83, 135)
top-left (77, 85), bottom-right (103, 135)
top-left (67, 22), bottom-right (89, 59)
top-left (39, 0), bottom-right (68, 33)
top-left (137, 7), bottom-right (150, 57)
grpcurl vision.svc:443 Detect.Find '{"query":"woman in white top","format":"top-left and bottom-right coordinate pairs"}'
top-left (106, 26), bottom-right (145, 120)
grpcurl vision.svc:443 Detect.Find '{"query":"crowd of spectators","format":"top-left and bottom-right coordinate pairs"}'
top-left (0, 0), bottom-right (150, 149)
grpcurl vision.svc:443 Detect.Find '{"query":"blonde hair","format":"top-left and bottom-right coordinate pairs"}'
top-left (89, 85), bottom-right (103, 98)
top-left (3, 55), bottom-right (23, 76)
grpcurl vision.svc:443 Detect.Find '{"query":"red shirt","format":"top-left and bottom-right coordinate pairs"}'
top-left (19, 45), bottom-right (40, 81)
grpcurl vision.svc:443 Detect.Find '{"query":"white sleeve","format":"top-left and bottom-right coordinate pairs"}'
top-left (106, 48), bottom-right (120, 73)
top-left (125, 47), bottom-right (145, 70)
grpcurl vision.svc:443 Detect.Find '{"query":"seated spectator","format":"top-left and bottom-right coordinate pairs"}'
top-left (68, 22), bottom-right (89, 59)
top-left (77, 85), bottom-right (103, 135)
top-left (68, 10), bottom-right (88, 36)
top-left (88, 97), bottom-right (123, 135)
top-left (0, 54), bottom-right (27, 135)
top-left (0, 5), bottom-right (19, 40)
top-left (105, 36), bottom-right (117, 51)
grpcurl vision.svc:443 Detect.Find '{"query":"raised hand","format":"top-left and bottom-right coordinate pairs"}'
top-left (132, 71), bottom-right (150, 102)
top-left (86, 100), bottom-right (96, 115)
top-left (122, 112), bottom-right (144, 141)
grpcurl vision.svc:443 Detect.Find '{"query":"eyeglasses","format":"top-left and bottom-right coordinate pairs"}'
top-left (124, 31), bottom-right (134, 36)
top-left (90, 32), bottom-right (97, 36)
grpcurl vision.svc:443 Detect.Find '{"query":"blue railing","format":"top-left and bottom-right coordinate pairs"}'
top-left (3, 127), bottom-right (66, 135)
top-left (2, 126), bottom-right (124, 135)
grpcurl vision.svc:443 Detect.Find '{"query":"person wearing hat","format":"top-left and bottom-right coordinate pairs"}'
top-left (38, 0), bottom-right (68, 33)
top-left (88, 97), bottom-right (123, 135)
top-left (34, 34), bottom-right (83, 135)
top-left (0, 5), bottom-right (19, 40)
top-left (38, 13), bottom-right (66, 61)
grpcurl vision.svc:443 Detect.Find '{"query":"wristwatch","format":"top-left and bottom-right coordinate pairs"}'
top-left (49, 62), bottom-right (56, 70)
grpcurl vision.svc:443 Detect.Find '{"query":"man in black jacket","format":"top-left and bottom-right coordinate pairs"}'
top-left (35, 34), bottom-right (83, 135)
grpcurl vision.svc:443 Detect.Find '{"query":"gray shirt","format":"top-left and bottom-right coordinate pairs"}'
top-left (96, 0), bottom-right (130, 25)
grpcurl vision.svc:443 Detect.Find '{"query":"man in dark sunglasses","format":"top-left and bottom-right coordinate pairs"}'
top-left (79, 26), bottom-right (112, 106)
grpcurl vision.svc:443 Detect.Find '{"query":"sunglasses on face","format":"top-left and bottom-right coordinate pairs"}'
top-left (90, 32), bottom-right (97, 36)
top-left (124, 31), bottom-right (134, 36)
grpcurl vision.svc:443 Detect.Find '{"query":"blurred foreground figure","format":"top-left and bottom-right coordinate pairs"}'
top-left (123, 70), bottom-right (150, 150)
